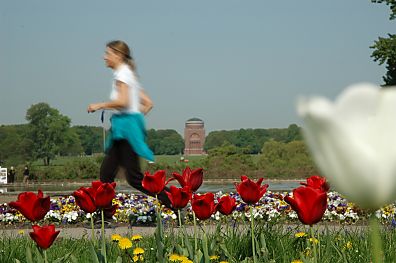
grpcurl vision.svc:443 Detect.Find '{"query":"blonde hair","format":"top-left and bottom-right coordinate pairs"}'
top-left (107, 40), bottom-right (136, 72)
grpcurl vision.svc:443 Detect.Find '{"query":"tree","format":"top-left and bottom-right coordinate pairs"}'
top-left (26, 103), bottom-right (72, 165)
top-left (146, 129), bottom-right (184, 155)
top-left (371, 1), bottom-right (396, 86)
top-left (372, 0), bottom-right (396, 20)
top-left (72, 126), bottom-right (103, 155)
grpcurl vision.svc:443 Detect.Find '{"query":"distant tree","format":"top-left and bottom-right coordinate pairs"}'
top-left (26, 103), bottom-right (72, 165)
top-left (204, 126), bottom-right (303, 153)
top-left (0, 124), bottom-right (33, 165)
top-left (372, 0), bottom-right (396, 20)
top-left (371, 1), bottom-right (396, 86)
top-left (72, 126), bottom-right (103, 155)
top-left (146, 129), bottom-right (184, 155)
top-left (59, 129), bottom-right (83, 156)
top-left (371, 34), bottom-right (396, 86)
top-left (259, 140), bottom-right (317, 178)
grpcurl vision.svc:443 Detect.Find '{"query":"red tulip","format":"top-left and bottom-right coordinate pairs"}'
top-left (166, 185), bottom-right (192, 209)
top-left (300, 175), bottom-right (330, 192)
top-left (284, 186), bottom-right (327, 225)
top-left (192, 192), bottom-right (215, 220)
top-left (29, 224), bottom-right (60, 250)
top-left (235, 176), bottom-right (268, 204)
top-left (142, 170), bottom-right (166, 195)
top-left (73, 187), bottom-right (96, 213)
top-left (95, 183), bottom-right (116, 208)
top-left (216, 195), bottom-right (237, 215)
top-left (171, 166), bottom-right (203, 192)
top-left (9, 190), bottom-right (50, 222)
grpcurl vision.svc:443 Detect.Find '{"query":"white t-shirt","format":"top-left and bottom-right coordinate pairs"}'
top-left (110, 64), bottom-right (142, 114)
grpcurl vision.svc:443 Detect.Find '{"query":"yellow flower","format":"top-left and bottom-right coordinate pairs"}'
top-left (294, 232), bottom-right (307, 238)
top-left (344, 241), bottom-right (353, 250)
top-left (132, 234), bottom-right (143, 241)
top-left (118, 237), bottom-right (132, 250)
top-left (181, 259), bottom-right (193, 263)
top-left (18, 230), bottom-right (25, 235)
top-left (219, 261), bottom-right (229, 263)
top-left (309, 237), bottom-right (319, 244)
top-left (291, 260), bottom-right (303, 263)
top-left (111, 234), bottom-right (122, 242)
top-left (133, 255), bottom-right (144, 262)
top-left (210, 255), bottom-right (220, 260)
top-left (169, 254), bottom-right (182, 261)
top-left (133, 247), bottom-right (145, 255)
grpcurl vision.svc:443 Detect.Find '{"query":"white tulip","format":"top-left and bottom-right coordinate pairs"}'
top-left (297, 83), bottom-right (396, 209)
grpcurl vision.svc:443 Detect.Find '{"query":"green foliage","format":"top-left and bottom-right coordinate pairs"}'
top-left (72, 126), bottom-right (103, 155)
top-left (0, 124), bottom-right (32, 166)
top-left (371, 34), bottom-right (396, 86)
top-left (371, 1), bottom-right (396, 86)
top-left (372, 0), bottom-right (396, 20)
top-left (204, 125), bottom-right (302, 154)
top-left (4, 224), bottom-right (396, 262)
top-left (25, 103), bottom-right (73, 165)
top-left (147, 129), bottom-right (184, 155)
top-left (203, 143), bottom-right (257, 178)
top-left (259, 140), bottom-right (318, 178)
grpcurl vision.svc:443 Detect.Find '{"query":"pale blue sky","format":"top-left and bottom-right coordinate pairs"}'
top-left (1, 0), bottom-right (394, 134)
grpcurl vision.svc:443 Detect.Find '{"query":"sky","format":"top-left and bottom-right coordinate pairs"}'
top-left (1, 0), bottom-right (394, 134)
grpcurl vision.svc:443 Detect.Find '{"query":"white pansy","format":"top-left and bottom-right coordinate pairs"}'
top-left (297, 83), bottom-right (396, 209)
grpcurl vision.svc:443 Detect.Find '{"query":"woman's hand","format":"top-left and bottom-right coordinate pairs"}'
top-left (87, 103), bottom-right (102, 113)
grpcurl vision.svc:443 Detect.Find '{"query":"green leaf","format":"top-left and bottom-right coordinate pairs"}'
top-left (194, 250), bottom-right (203, 263)
top-left (14, 259), bottom-right (21, 263)
top-left (52, 252), bottom-right (72, 263)
top-left (202, 233), bottom-right (210, 263)
top-left (89, 243), bottom-right (100, 263)
top-left (26, 246), bottom-right (33, 263)
top-left (116, 256), bottom-right (123, 263)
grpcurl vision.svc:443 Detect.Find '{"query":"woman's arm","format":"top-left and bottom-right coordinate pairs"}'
top-left (87, 81), bottom-right (129, 112)
top-left (139, 89), bottom-right (154, 115)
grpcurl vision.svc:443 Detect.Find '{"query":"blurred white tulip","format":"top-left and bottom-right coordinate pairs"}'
top-left (297, 83), bottom-right (396, 209)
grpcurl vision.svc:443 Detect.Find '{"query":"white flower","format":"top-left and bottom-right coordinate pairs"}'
top-left (297, 83), bottom-right (396, 209)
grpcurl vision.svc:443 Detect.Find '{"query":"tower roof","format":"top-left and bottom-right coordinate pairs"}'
top-left (186, 117), bottom-right (203, 122)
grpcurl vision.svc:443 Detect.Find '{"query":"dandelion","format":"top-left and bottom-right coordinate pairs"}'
top-left (169, 254), bottom-right (182, 261)
top-left (291, 260), bottom-right (303, 263)
top-left (295, 232), bottom-right (307, 238)
top-left (344, 241), bottom-right (353, 250)
top-left (210, 255), bottom-right (220, 260)
top-left (111, 234), bottom-right (122, 242)
top-left (18, 230), bottom-right (24, 235)
top-left (133, 247), bottom-right (144, 255)
top-left (309, 237), bottom-right (319, 244)
top-left (219, 261), bottom-right (229, 263)
top-left (133, 255), bottom-right (144, 262)
top-left (131, 234), bottom-right (143, 241)
top-left (118, 237), bottom-right (132, 250)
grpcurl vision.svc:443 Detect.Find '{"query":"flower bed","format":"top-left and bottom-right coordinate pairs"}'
top-left (1, 190), bottom-right (395, 227)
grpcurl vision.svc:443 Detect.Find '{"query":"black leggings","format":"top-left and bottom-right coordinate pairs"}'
top-left (100, 139), bottom-right (172, 209)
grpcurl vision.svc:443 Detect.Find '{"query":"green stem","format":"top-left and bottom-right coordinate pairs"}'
top-left (250, 206), bottom-right (257, 263)
top-left (44, 250), bottom-right (48, 263)
top-left (101, 209), bottom-right (107, 263)
top-left (370, 215), bottom-right (383, 263)
top-left (193, 210), bottom-right (198, 253)
top-left (310, 225), bottom-right (318, 263)
top-left (91, 214), bottom-right (95, 246)
top-left (178, 209), bottom-right (184, 247)
top-left (203, 221), bottom-right (209, 263)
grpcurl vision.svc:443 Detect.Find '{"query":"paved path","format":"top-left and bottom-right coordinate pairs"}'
top-left (1, 223), bottom-right (371, 239)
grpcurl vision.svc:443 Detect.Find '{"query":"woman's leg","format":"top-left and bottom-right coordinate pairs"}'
top-left (100, 141), bottom-right (121, 183)
top-left (118, 140), bottom-right (172, 209)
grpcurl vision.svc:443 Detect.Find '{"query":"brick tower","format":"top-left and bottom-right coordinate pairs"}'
top-left (184, 118), bottom-right (205, 155)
